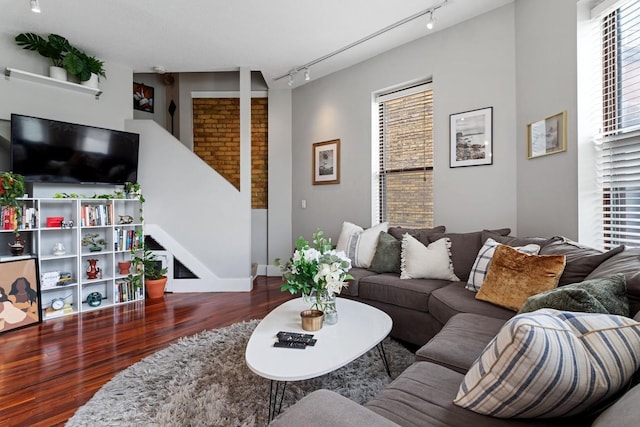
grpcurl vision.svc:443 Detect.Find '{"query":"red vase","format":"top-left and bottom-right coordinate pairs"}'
top-left (87, 259), bottom-right (100, 279)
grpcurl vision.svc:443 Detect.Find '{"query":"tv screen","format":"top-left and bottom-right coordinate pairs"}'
top-left (10, 114), bottom-right (139, 184)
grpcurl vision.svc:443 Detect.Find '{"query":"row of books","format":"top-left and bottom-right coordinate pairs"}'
top-left (2, 205), bottom-right (38, 230)
top-left (114, 228), bottom-right (141, 251)
top-left (115, 279), bottom-right (142, 303)
top-left (80, 204), bottom-right (114, 227)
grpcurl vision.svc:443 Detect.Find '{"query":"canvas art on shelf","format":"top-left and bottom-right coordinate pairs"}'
top-left (0, 258), bottom-right (41, 334)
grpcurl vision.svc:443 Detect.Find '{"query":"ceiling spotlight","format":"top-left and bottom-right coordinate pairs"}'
top-left (30, 0), bottom-right (41, 13)
top-left (288, 73), bottom-right (294, 87)
top-left (153, 65), bottom-right (166, 74)
top-left (426, 11), bottom-right (435, 30)
top-left (304, 68), bottom-right (310, 81)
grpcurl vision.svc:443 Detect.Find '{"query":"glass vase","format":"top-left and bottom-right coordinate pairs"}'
top-left (305, 289), bottom-right (338, 325)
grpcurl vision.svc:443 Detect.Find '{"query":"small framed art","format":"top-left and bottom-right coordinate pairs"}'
top-left (450, 107), bottom-right (493, 168)
top-left (0, 258), bottom-right (41, 334)
top-left (133, 82), bottom-right (154, 113)
top-left (527, 111), bottom-right (567, 159)
top-left (312, 139), bottom-right (340, 185)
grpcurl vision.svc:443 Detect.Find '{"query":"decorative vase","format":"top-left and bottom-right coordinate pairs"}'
top-left (8, 233), bottom-right (26, 256)
top-left (300, 309), bottom-right (324, 331)
top-left (49, 66), bottom-right (67, 81)
top-left (305, 289), bottom-right (338, 325)
top-left (118, 260), bottom-right (131, 275)
top-left (145, 277), bottom-right (167, 299)
top-left (86, 258), bottom-right (100, 279)
top-left (82, 73), bottom-right (99, 88)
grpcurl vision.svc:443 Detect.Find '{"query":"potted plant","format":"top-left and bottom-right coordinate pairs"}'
top-left (82, 54), bottom-right (106, 88)
top-left (0, 172), bottom-right (26, 233)
top-left (15, 33), bottom-right (71, 80)
top-left (131, 247), bottom-right (168, 299)
top-left (62, 46), bottom-right (91, 83)
top-left (82, 233), bottom-right (106, 252)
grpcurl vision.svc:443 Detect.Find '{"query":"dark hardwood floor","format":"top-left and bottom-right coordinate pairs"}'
top-left (0, 276), bottom-right (293, 427)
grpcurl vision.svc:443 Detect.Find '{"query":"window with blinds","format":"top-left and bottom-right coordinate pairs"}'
top-left (599, 1), bottom-right (640, 247)
top-left (375, 83), bottom-right (433, 227)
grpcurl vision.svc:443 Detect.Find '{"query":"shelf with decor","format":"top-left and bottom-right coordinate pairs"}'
top-left (5, 67), bottom-right (102, 99)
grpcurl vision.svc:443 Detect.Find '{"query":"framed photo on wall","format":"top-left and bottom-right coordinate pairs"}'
top-left (0, 258), bottom-right (41, 334)
top-left (133, 82), bottom-right (154, 113)
top-left (527, 111), bottom-right (567, 159)
top-left (312, 139), bottom-right (341, 185)
top-left (450, 107), bottom-right (493, 168)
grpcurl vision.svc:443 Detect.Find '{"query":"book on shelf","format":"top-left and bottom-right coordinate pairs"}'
top-left (1, 206), bottom-right (38, 230)
top-left (44, 304), bottom-right (74, 318)
top-left (80, 203), bottom-right (113, 227)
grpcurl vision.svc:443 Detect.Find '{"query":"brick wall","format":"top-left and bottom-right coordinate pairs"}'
top-left (192, 98), bottom-right (268, 208)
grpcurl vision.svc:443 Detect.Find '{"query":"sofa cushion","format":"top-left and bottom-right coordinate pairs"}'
top-left (336, 221), bottom-right (389, 268)
top-left (369, 232), bottom-right (401, 274)
top-left (481, 230), bottom-right (558, 249)
top-left (476, 245), bottom-right (566, 311)
top-left (587, 247), bottom-right (640, 315)
top-left (428, 228), bottom-right (511, 282)
top-left (400, 235), bottom-right (458, 281)
top-left (366, 362), bottom-right (559, 427)
top-left (358, 273), bottom-right (450, 312)
top-left (429, 282), bottom-right (515, 325)
top-left (387, 225), bottom-right (445, 246)
top-left (342, 267), bottom-right (379, 297)
top-left (336, 221), bottom-right (363, 253)
top-left (415, 313), bottom-right (505, 373)
top-left (466, 238), bottom-right (541, 292)
top-left (539, 237), bottom-right (624, 286)
top-left (455, 309), bottom-right (640, 418)
top-left (518, 274), bottom-right (629, 316)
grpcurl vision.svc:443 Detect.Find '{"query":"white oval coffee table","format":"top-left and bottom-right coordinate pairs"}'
top-left (245, 297), bottom-right (393, 420)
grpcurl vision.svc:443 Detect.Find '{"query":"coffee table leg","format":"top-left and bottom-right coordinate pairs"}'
top-left (268, 380), bottom-right (287, 422)
top-left (377, 342), bottom-right (391, 377)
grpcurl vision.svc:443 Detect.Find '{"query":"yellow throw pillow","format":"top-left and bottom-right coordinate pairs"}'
top-left (476, 245), bottom-right (566, 311)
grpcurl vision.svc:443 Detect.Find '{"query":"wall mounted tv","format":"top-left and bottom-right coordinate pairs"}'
top-left (10, 114), bottom-right (139, 185)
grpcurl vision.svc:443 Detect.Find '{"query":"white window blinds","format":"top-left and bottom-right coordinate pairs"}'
top-left (596, 0), bottom-right (640, 247)
top-left (375, 82), bottom-right (433, 227)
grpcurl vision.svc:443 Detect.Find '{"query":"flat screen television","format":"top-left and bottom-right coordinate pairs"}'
top-left (10, 114), bottom-right (139, 184)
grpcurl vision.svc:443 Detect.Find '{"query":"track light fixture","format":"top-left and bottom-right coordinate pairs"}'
top-left (275, 0), bottom-right (449, 85)
top-left (30, 0), bottom-right (41, 13)
top-left (426, 11), bottom-right (435, 30)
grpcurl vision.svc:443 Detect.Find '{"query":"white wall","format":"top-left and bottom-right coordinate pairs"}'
top-left (514, 0), bottom-right (578, 239)
top-left (291, 4), bottom-right (518, 243)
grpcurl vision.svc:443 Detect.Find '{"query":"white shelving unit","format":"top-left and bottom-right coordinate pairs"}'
top-left (4, 67), bottom-right (102, 99)
top-left (0, 197), bottom-right (143, 320)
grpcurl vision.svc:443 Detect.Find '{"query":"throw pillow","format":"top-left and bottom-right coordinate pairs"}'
top-left (400, 235), bottom-right (459, 281)
top-left (586, 247), bottom-right (640, 315)
top-left (369, 231), bottom-right (401, 274)
top-left (335, 221), bottom-right (389, 268)
top-left (387, 225), bottom-right (446, 246)
top-left (454, 309), bottom-right (640, 418)
top-left (539, 237), bottom-right (624, 286)
top-left (466, 238), bottom-right (541, 292)
top-left (428, 228), bottom-right (511, 282)
top-left (518, 273), bottom-right (629, 316)
top-left (475, 245), bottom-right (566, 311)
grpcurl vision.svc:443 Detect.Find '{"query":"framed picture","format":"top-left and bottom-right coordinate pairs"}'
top-left (133, 82), bottom-right (154, 113)
top-left (0, 258), bottom-right (41, 334)
top-left (527, 111), bottom-right (567, 159)
top-left (450, 107), bottom-right (493, 168)
top-left (312, 139), bottom-right (340, 185)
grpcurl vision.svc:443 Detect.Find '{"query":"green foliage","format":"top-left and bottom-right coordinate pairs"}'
top-left (130, 245), bottom-right (168, 288)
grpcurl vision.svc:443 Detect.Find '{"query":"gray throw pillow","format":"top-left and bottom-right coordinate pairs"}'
top-left (519, 273), bottom-right (629, 316)
top-left (369, 231), bottom-right (401, 274)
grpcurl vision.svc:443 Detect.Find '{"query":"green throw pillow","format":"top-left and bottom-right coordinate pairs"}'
top-left (519, 273), bottom-right (629, 316)
top-left (369, 231), bottom-right (401, 274)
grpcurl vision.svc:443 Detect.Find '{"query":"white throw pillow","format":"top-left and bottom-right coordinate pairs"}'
top-left (400, 235), bottom-right (459, 281)
top-left (466, 238), bottom-right (541, 292)
top-left (335, 221), bottom-right (388, 269)
top-left (454, 309), bottom-right (640, 418)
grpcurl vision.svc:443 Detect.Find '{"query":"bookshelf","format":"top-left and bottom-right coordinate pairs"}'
top-left (0, 197), bottom-right (143, 320)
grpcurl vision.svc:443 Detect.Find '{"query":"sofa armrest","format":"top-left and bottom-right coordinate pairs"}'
top-left (270, 389), bottom-right (400, 427)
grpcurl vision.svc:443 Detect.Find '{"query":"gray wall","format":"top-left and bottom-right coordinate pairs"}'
top-left (515, 0), bottom-right (578, 239)
top-left (291, 4), bottom-right (518, 243)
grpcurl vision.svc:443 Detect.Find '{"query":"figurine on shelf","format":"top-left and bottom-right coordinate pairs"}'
top-left (8, 233), bottom-right (25, 256)
top-left (86, 259), bottom-right (101, 280)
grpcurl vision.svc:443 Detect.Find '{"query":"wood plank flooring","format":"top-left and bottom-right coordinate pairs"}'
top-left (0, 276), bottom-right (293, 427)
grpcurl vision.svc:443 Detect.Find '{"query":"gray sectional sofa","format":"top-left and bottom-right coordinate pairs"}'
top-left (271, 227), bottom-right (640, 426)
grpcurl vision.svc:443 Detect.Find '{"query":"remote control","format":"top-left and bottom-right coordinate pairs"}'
top-left (277, 331), bottom-right (314, 340)
top-left (273, 341), bottom-right (306, 349)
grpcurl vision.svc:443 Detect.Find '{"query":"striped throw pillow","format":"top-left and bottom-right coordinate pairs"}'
top-left (454, 309), bottom-right (640, 418)
top-left (466, 238), bottom-right (541, 292)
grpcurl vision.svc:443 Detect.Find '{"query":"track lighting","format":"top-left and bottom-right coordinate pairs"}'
top-left (304, 68), bottom-right (310, 81)
top-left (30, 0), bottom-right (41, 13)
top-left (426, 11), bottom-right (435, 30)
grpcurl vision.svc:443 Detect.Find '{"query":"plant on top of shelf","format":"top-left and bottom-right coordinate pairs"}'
top-left (15, 33), bottom-right (70, 68)
top-left (0, 172), bottom-right (25, 208)
top-left (82, 233), bottom-right (107, 252)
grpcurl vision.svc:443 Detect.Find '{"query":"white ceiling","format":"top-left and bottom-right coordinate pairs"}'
top-left (1, 0), bottom-right (512, 89)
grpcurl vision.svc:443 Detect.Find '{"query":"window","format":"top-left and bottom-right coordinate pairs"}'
top-left (598, 1), bottom-right (640, 247)
top-left (375, 83), bottom-right (433, 227)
